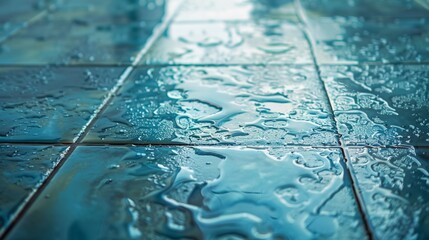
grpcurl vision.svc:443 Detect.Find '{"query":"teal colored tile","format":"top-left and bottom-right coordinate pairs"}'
top-left (0, 145), bottom-right (67, 234)
top-left (0, 4), bottom-right (163, 65)
top-left (54, 0), bottom-right (181, 23)
top-left (307, 17), bottom-right (429, 64)
top-left (0, 67), bottom-right (123, 142)
top-left (348, 147), bottom-right (429, 239)
top-left (321, 65), bottom-right (429, 146)
top-left (85, 66), bottom-right (338, 145)
top-left (301, 0), bottom-right (429, 18)
top-left (0, 0), bottom-right (52, 40)
top-left (7, 146), bottom-right (366, 239)
top-left (141, 21), bottom-right (312, 64)
top-left (175, 0), bottom-right (297, 22)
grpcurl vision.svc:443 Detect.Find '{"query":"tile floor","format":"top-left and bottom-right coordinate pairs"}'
top-left (0, 0), bottom-right (428, 239)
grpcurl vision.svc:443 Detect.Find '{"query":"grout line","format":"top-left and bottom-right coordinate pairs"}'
top-left (318, 61), bottom-right (429, 66)
top-left (0, 1), bottom-right (185, 239)
top-left (1, 141), bottom-right (426, 149)
top-left (5, 142), bottom-right (340, 147)
top-left (3, 61), bottom-right (429, 68)
top-left (0, 63), bottom-right (317, 68)
top-left (0, 0), bottom-right (58, 45)
top-left (294, 1), bottom-right (374, 239)
top-left (0, 11), bottom-right (47, 44)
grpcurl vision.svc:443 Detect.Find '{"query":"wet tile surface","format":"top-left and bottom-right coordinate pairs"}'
top-left (0, 0), bottom-right (51, 40)
top-left (301, 0), bottom-right (429, 18)
top-left (7, 146), bottom-right (366, 239)
top-left (0, 0), bottom-right (178, 65)
top-left (175, 0), bottom-right (297, 22)
top-left (0, 67), bottom-right (123, 142)
top-left (305, 17), bottom-right (429, 64)
top-left (85, 66), bottom-right (338, 145)
top-left (0, 145), bottom-right (66, 234)
top-left (321, 65), bottom-right (429, 146)
top-left (141, 21), bottom-right (312, 64)
top-left (2, 0), bottom-right (429, 239)
top-left (348, 147), bottom-right (429, 239)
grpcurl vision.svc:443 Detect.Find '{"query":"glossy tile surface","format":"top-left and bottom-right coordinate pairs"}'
top-left (0, 0), bottom-right (179, 65)
top-left (85, 66), bottom-right (338, 145)
top-left (175, 0), bottom-right (297, 22)
top-left (0, 67), bottom-right (123, 142)
top-left (348, 147), bottom-right (429, 239)
top-left (0, 145), bottom-right (66, 233)
top-left (142, 21), bottom-right (312, 64)
top-left (301, 0), bottom-right (429, 18)
top-left (7, 146), bottom-right (366, 239)
top-left (2, 0), bottom-right (429, 239)
top-left (305, 17), bottom-right (429, 64)
top-left (0, 0), bottom-right (51, 40)
top-left (321, 65), bottom-right (429, 146)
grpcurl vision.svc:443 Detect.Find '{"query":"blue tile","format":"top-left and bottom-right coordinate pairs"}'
top-left (175, 0), bottom-right (297, 22)
top-left (301, 0), bottom-right (429, 18)
top-left (0, 67), bottom-right (124, 142)
top-left (0, 144), bottom-right (67, 234)
top-left (141, 21), bottom-right (313, 64)
top-left (85, 66), bottom-right (338, 145)
top-left (321, 65), bottom-right (429, 146)
top-left (306, 17), bottom-right (429, 64)
top-left (0, 0), bottom-right (51, 40)
top-left (7, 146), bottom-right (366, 239)
top-left (0, 1), bottom-right (168, 65)
top-left (348, 147), bottom-right (429, 239)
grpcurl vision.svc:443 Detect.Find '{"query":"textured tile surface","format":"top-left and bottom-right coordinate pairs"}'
top-left (306, 17), bottom-right (429, 64)
top-left (85, 66), bottom-right (338, 145)
top-left (141, 21), bottom-right (312, 64)
top-left (0, 145), bottom-right (66, 233)
top-left (301, 0), bottom-right (429, 18)
top-left (348, 147), bottom-right (429, 239)
top-left (7, 146), bottom-right (366, 239)
top-left (0, 5), bottom-right (161, 65)
top-left (175, 0), bottom-right (297, 22)
top-left (0, 67), bottom-right (123, 142)
top-left (321, 65), bottom-right (429, 146)
top-left (0, 0), bottom-right (50, 40)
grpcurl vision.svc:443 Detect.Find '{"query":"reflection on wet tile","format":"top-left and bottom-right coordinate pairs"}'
top-left (0, 145), bottom-right (66, 234)
top-left (0, 67), bottom-right (123, 142)
top-left (0, 0), bottom-right (52, 40)
top-left (306, 17), bottom-right (429, 64)
top-left (142, 22), bottom-right (312, 64)
top-left (85, 66), bottom-right (338, 145)
top-left (321, 65), bottom-right (429, 146)
top-left (348, 147), bottom-right (429, 239)
top-left (0, 2), bottom-right (167, 65)
top-left (301, 0), bottom-right (429, 18)
top-left (55, 0), bottom-right (181, 23)
top-left (8, 146), bottom-right (366, 239)
top-left (175, 0), bottom-right (297, 22)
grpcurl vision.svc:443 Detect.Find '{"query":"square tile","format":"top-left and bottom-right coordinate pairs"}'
top-left (0, 67), bottom-right (124, 142)
top-left (0, 144), bottom-right (67, 234)
top-left (141, 21), bottom-right (313, 64)
top-left (175, 0), bottom-right (297, 22)
top-left (0, 9), bottom-right (159, 65)
top-left (0, 0), bottom-right (49, 40)
top-left (8, 146), bottom-right (366, 239)
top-left (347, 147), bottom-right (429, 239)
top-left (85, 66), bottom-right (338, 145)
top-left (307, 17), bottom-right (429, 64)
top-left (321, 65), bottom-right (429, 146)
top-left (55, 0), bottom-right (181, 23)
top-left (300, 0), bottom-right (429, 18)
